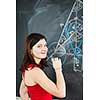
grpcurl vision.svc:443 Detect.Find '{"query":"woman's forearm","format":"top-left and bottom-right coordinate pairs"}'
top-left (20, 92), bottom-right (29, 100)
top-left (55, 69), bottom-right (66, 98)
top-left (51, 58), bottom-right (66, 98)
top-left (20, 80), bottom-right (29, 100)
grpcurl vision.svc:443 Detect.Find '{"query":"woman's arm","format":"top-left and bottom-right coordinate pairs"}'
top-left (31, 58), bottom-right (66, 98)
top-left (19, 80), bottom-right (29, 100)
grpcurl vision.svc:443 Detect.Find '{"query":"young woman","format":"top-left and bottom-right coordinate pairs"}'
top-left (19, 33), bottom-right (66, 100)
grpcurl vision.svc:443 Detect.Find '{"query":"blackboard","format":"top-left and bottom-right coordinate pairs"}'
top-left (16, 0), bottom-right (83, 99)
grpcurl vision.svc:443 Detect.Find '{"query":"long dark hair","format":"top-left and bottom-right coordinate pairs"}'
top-left (21, 33), bottom-right (48, 71)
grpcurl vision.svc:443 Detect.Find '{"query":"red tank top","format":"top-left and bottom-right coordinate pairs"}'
top-left (22, 64), bottom-right (52, 100)
top-left (27, 84), bottom-right (52, 100)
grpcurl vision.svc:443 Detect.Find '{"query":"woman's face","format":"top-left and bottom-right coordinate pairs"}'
top-left (31, 39), bottom-right (48, 60)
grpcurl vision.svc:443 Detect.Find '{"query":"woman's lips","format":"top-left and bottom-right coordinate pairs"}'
top-left (41, 51), bottom-right (47, 54)
top-left (41, 52), bottom-right (46, 54)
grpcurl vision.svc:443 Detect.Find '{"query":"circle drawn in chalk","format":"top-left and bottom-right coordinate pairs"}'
top-left (47, 42), bottom-right (66, 66)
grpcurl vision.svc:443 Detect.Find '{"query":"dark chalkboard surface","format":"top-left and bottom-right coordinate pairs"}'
top-left (16, 0), bottom-right (83, 100)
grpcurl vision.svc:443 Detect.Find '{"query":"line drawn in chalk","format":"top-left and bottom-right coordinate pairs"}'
top-left (47, 0), bottom-right (83, 72)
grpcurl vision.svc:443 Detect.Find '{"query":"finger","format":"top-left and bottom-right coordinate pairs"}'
top-left (51, 58), bottom-right (53, 62)
top-left (51, 57), bottom-right (57, 61)
top-left (57, 58), bottom-right (61, 63)
top-left (51, 58), bottom-right (56, 62)
top-left (58, 58), bottom-right (61, 61)
top-left (54, 57), bottom-right (58, 61)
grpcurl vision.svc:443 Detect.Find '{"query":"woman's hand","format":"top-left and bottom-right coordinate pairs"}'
top-left (51, 57), bottom-right (62, 70)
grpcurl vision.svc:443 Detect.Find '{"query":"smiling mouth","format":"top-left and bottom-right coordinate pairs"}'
top-left (41, 53), bottom-right (46, 54)
top-left (41, 52), bottom-right (47, 54)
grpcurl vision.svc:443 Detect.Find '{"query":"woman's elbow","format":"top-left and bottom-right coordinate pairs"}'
top-left (58, 92), bottom-right (66, 98)
top-left (55, 90), bottom-right (66, 98)
top-left (19, 88), bottom-right (27, 96)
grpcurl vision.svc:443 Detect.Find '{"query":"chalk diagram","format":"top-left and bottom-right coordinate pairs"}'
top-left (47, 0), bottom-right (83, 72)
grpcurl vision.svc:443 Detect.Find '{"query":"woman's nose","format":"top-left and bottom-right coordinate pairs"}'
top-left (42, 47), bottom-right (47, 51)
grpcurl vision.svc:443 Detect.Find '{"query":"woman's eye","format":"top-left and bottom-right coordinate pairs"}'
top-left (37, 44), bottom-right (47, 48)
top-left (37, 45), bottom-right (41, 48)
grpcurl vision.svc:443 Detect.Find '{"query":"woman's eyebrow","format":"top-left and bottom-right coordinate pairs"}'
top-left (38, 42), bottom-right (47, 45)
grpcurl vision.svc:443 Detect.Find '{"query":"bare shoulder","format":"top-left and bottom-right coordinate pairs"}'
top-left (32, 67), bottom-right (43, 72)
top-left (30, 67), bottom-right (45, 76)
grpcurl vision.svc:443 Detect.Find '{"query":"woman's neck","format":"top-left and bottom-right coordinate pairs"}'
top-left (34, 57), bottom-right (41, 64)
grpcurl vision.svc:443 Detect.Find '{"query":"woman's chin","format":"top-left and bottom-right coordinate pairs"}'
top-left (41, 54), bottom-right (47, 57)
top-left (41, 55), bottom-right (47, 59)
